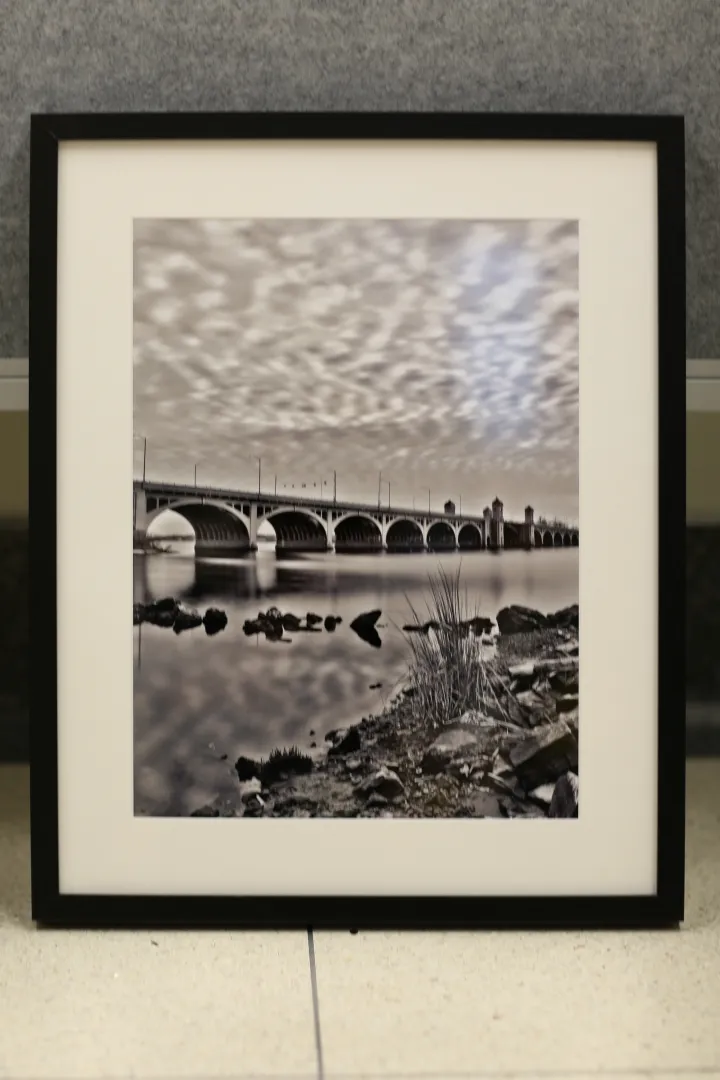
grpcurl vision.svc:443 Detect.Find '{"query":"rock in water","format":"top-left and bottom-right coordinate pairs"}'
top-left (508, 722), bottom-right (579, 792)
top-left (548, 771), bottom-right (579, 817)
top-left (203, 607), bottom-right (228, 635)
top-left (496, 605), bottom-right (549, 636)
top-left (324, 615), bottom-right (340, 631)
top-left (282, 612), bottom-right (302, 631)
top-left (306, 612), bottom-right (323, 627)
top-left (356, 767), bottom-right (405, 802)
top-left (155, 597), bottom-right (178, 613)
top-left (173, 605), bottom-right (203, 633)
top-left (350, 609), bottom-right (383, 648)
top-left (421, 728), bottom-right (478, 774)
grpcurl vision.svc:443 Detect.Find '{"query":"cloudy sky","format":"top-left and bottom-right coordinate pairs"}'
top-left (133, 218), bottom-right (579, 524)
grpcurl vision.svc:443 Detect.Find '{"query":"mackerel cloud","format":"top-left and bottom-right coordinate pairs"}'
top-left (133, 218), bottom-right (579, 522)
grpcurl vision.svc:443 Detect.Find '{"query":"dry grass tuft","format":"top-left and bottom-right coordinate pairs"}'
top-left (402, 565), bottom-right (513, 729)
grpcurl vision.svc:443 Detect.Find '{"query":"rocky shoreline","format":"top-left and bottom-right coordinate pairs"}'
top-left (190, 602), bottom-right (579, 821)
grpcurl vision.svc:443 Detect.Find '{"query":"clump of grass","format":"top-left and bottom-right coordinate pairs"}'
top-left (258, 746), bottom-right (313, 787)
top-left (403, 565), bottom-right (512, 729)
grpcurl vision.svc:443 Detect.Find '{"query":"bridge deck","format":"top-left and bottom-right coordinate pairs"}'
top-left (134, 479), bottom-right (487, 524)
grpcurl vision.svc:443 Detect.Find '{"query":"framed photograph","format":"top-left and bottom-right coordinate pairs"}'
top-left (30, 112), bottom-right (686, 929)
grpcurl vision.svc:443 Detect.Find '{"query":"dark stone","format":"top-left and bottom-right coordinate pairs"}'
top-left (548, 669), bottom-right (579, 695)
top-left (282, 612), bottom-right (302, 631)
top-left (203, 607), bottom-right (228, 635)
top-left (173, 606), bottom-right (203, 633)
top-left (306, 612), bottom-right (323, 627)
top-left (496, 605), bottom-right (548, 635)
top-left (556, 694), bottom-right (579, 714)
top-left (154, 597), bottom-right (178, 613)
top-left (235, 755), bottom-right (260, 781)
top-left (547, 604), bottom-right (579, 631)
top-left (324, 615), bottom-right (341, 631)
top-left (509, 722), bottom-right (579, 792)
top-left (549, 771), bottom-right (579, 817)
top-left (350, 610), bottom-right (383, 648)
top-left (366, 793), bottom-right (389, 809)
top-left (328, 726), bottom-right (362, 756)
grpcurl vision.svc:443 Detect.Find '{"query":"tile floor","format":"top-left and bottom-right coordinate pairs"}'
top-left (1, 761), bottom-right (719, 1080)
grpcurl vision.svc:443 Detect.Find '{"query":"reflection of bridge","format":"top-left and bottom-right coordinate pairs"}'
top-left (133, 481), bottom-right (579, 557)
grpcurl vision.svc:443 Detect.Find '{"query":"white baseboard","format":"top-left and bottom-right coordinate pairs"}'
top-left (1, 357), bottom-right (719, 413)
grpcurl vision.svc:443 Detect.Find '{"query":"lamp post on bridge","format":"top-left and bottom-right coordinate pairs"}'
top-left (256, 457), bottom-right (262, 496)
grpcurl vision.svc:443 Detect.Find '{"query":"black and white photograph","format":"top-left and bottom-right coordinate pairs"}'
top-left (132, 217), bottom-right (580, 821)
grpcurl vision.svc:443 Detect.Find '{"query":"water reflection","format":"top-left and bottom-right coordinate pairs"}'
top-left (134, 548), bottom-right (579, 816)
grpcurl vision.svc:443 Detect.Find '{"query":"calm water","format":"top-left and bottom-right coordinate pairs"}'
top-left (134, 546), bottom-right (578, 815)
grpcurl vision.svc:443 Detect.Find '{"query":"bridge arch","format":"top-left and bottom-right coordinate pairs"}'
top-left (385, 517), bottom-right (425, 552)
top-left (333, 512), bottom-right (383, 551)
top-left (563, 533), bottom-right (572, 547)
top-left (426, 521), bottom-right (457, 551)
top-left (534, 528), bottom-right (544, 547)
top-left (504, 522), bottom-right (523, 550)
top-left (542, 531), bottom-right (554, 548)
top-left (571, 532), bottom-right (579, 546)
top-left (145, 499), bottom-right (252, 554)
top-left (458, 522), bottom-right (483, 550)
top-left (258, 506), bottom-right (329, 551)
top-left (553, 532), bottom-right (563, 547)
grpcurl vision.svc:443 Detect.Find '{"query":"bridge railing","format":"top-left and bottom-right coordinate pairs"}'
top-left (133, 478), bottom-right (483, 523)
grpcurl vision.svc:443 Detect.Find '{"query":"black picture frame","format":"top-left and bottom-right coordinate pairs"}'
top-left (29, 111), bottom-right (686, 930)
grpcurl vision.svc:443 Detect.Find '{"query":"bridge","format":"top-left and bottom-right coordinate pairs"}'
top-left (133, 481), bottom-right (578, 557)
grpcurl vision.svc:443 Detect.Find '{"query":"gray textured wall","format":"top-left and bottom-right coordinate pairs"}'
top-left (1, 0), bottom-right (719, 358)
top-left (1, 1), bottom-right (719, 757)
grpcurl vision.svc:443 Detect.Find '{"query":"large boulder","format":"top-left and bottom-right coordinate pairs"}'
top-left (356, 767), bottom-right (405, 802)
top-left (421, 728), bottom-right (478, 774)
top-left (549, 771), bottom-right (579, 817)
top-left (547, 604), bottom-right (579, 631)
top-left (496, 605), bottom-right (548, 636)
top-left (508, 721), bottom-right (578, 792)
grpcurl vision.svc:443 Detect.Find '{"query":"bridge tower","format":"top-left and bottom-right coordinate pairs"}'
top-left (524, 505), bottom-right (535, 548)
top-left (481, 506), bottom-right (490, 549)
top-left (490, 497), bottom-right (504, 550)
